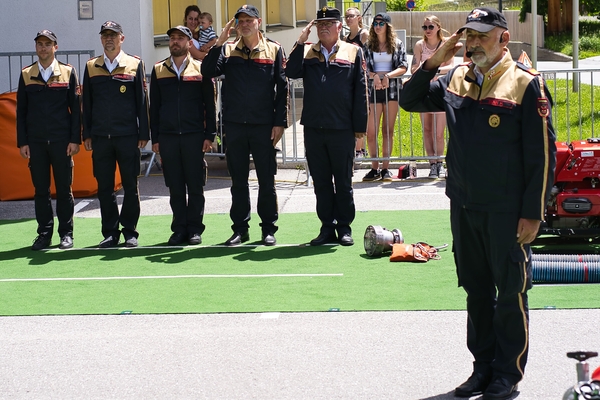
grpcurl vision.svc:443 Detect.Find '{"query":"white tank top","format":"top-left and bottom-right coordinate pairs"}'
top-left (373, 51), bottom-right (393, 72)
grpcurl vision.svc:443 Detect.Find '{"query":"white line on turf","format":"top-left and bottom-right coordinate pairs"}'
top-left (74, 200), bottom-right (93, 213)
top-left (0, 273), bottom-right (343, 283)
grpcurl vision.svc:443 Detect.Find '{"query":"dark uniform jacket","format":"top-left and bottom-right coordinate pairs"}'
top-left (149, 55), bottom-right (216, 143)
top-left (286, 40), bottom-right (368, 133)
top-left (82, 52), bottom-right (150, 140)
top-left (399, 50), bottom-right (557, 220)
top-left (201, 33), bottom-right (288, 127)
top-left (17, 61), bottom-right (81, 146)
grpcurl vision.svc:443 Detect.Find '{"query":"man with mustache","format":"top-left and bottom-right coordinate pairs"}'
top-left (399, 8), bottom-right (556, 400)
top-left (285, 7), bottom-right (368, 246)
top-left (202, 5), bottom-right (288, 247)
top-left (82, 21), bottom-right (150, 248)
top-left (149, 26), bottom-right (216, 246)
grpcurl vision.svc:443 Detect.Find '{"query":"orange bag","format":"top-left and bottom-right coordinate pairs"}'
top-left (390, 242), bottom-right (441, 262)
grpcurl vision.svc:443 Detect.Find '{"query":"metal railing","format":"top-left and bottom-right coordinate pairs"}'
top-left (0, 50), bottom-right (95, 93)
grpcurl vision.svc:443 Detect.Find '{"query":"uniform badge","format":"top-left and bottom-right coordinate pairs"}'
top-left (120, 85), bottom-right (126, 93)
top-left (537, 98), bottom-right (549, 118)
top-left (488, 114), bottom-right (500, 128)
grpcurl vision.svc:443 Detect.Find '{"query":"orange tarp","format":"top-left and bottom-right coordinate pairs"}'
top-left (0, 91), bottom-right (121, 201)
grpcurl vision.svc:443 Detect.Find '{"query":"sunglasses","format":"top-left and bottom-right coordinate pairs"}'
top-left (373, 21), bottom-right (386, 27)
top-left (344, 15), bottom-right (358, 19)
top-left (422, 24), bottom-right (436, 31)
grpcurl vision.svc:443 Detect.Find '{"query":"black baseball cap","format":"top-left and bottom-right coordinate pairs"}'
top-left (235, 4), bottom-right (260, 19)
top-left (99, 21), bottom-right (123, 34)
top-left (167, 25), bottom-right (193, 40)
top-left (316, 6), bottom-right (341, 22)
top-left (373, 13), bottom-right (392, 24)
top-left (460, 7), bottom-right (507, 33)
top-left (35, 29), bottom-right (57, 43)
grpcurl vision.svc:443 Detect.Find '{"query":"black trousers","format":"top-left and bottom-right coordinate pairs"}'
top-left (450, 203), bottom-right (532, 384)
top-left (159, 133), bottom-right (206, 236)
top-left (225, 122), bottom-right (278, 236)
top-left (91, 135), bottom-right (140, 239)
top-left (304, 127), bottom-right (355, 236)
top-left (28, 140), bottom-right (74, 238)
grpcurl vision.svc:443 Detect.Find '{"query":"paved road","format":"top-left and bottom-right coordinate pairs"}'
top-left (1, 167), bottom-right (599, 399)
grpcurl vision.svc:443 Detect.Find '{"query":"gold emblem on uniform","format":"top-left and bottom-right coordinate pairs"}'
top-left (120, 85), bottom-right (126, 93)
top-left (489, 114), bottom-right (500, 128)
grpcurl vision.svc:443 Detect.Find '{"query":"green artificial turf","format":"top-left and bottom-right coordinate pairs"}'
top-left (0, 211), bottom-right (598, 316)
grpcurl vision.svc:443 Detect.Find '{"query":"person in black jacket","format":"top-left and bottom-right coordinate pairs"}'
top-left (17, 30), bottom-right (81, 250)
top-left (399, 8), bottom-right (557, 399)
top-left (82, 21), bottom-right (150, 248)
top-left (285, 7), bottom-right (368, 246)
top-left (150, 26), bottom-right (216, 246)
top-left (202, 4), bottom-right (288, 247)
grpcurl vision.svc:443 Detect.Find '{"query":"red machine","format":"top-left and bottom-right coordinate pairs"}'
top-left (540, 138), bottom-right (600, 238)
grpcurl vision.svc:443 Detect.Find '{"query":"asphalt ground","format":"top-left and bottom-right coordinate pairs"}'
top-left (1, 163), bottom-right (599, 399)
top-left (2, 57), bottom-right (599, 399)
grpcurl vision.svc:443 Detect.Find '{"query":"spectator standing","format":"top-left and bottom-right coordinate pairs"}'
top-left (399, 8), bottom-right (557, 399)
top-left (286, 7), bottom-right (368, 246)
top-left (82, 21), bottom-right (150, 248)
top-left (183, 5), bottom-right (204, 60)
top-left (343, 6), bottom-right (369, 160)
top-left (150, 26), bottom-right (216, 246)
top-left (362, 13), bottom-right (407, 182)
top-left (202, 5), bottom-right (288, 246)
top-left (411, 15), bottom-right (453, 179)
top-left (17, 30), bottom-right (81, 250)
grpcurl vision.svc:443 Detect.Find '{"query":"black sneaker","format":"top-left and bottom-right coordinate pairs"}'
top-left (362, 169), bottom-right (381, 181)
top-left (32, 234), bottom-right (51, 250)
top-left (380, 169), bottom-right (393, 181)
top-left (428, 163), bottom-right (438, 178)
top-left (59, 235), bottom-right (73, 249)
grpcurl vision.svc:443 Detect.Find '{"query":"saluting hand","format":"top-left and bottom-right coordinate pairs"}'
top-left (422, 30), bottom-right (464, 72)
top-left (216, 18), bottom-right (236, 47)
top-left (297, 20), bottom-right (315, 45)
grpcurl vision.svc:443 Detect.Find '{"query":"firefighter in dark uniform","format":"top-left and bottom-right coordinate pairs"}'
top-left (399, 8), bottom-right (556, 399)
top-left (150, 26), bottom-right (216, 246)
top-left (285, 7), bottom-right (368, 246)
top-left (82, 21), bottom-right (150, 248)
top-left (202, 4), bottom-right (288, 247)
top-left (17, 30), bottom-right (81, 250)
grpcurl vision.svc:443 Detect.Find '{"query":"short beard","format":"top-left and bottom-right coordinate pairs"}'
top-left (169, 46), bottom-right (188, 57)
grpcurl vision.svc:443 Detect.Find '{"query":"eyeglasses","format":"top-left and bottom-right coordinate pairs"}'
top-left (316, 21), bottom-right (335, 28)
top-left (373, 21), bottom-right (386, 27)
top-left (344, 15), bottom-right (357, 19)
top-left (422, 24), bottom-right (436, 31)
top-left (101, 32), bottom-right (119, 39)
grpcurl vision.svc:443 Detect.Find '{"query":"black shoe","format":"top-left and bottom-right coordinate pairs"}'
top-left (482, 377), bottom-right (518, 400)
top-left (188, 233), bottom-right (202, 245)
top-left (31, 234), bottom-right (52, 250)
top-left (309, 232), bottom-right (337, 246)
top-left (362, 168), bottom-right (381, 182)
top-left (455, 372), bottom-right (492, 397)
top-left (339, 233), bottom-right (354, 246)
top-left (168, 232), bottom-right (187, 246)
top-left (380, 169), bottom-right (393, 182)
top-left (262, 234), bottom-right (276, 246)
top-left (124, 237), bottom-right (138, 248)
top-left (99, 235), bottom-right (119, 248)
top-left (59, 235), bottom-right (73, 250)
top-left (225, 232), bottom-right (249, 246)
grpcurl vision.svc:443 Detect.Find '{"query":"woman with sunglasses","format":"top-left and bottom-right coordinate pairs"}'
top-left (362, 13), bottom-right (407, 182)
top-left (344, 7), bottom-right (369, 160)
top-left (411, 15), bottom-right (453, 178)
